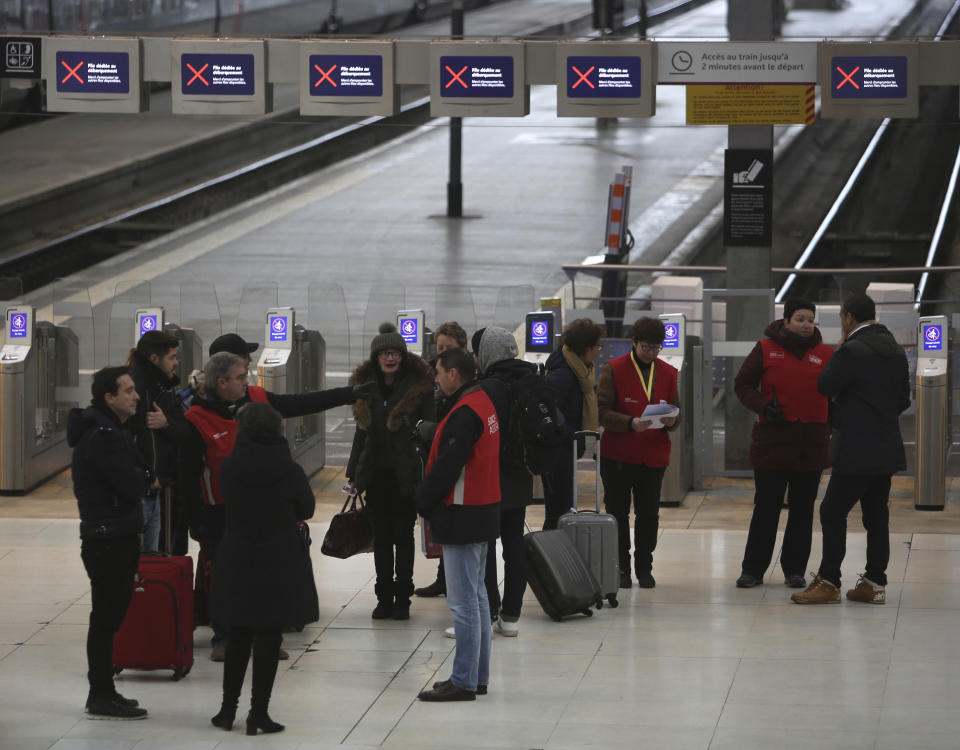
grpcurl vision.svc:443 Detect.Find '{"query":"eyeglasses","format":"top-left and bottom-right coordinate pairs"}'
top-left (638, 344), bottom-right (662, 354)
top-left (378, 350), bottom-right (402, 360)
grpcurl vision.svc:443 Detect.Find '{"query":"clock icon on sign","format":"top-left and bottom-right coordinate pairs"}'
top-left (671, 50), bottom-right (693, 73)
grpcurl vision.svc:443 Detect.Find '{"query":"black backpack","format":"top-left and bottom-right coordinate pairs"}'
top-left (505, 368), bottom-right (565, 476)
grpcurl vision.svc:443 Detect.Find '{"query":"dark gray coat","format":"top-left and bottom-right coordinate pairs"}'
top-left (211, 431), bottom-right (318, 629)
top-left (817, 323), bottom-right (911, 475)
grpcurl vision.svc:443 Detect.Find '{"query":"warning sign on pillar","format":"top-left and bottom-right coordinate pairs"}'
top-left (686, 85), bottom-right (814, 125)
top-left (724, 149), bottom-right (773, 248)
top-left (172, 40), bottom-right (269, 115)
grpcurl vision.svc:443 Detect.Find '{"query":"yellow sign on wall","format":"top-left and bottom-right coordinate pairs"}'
top-left (686, 84), bottom-right (815, 125)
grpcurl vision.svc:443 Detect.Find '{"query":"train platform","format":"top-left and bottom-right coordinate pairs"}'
top-left (2, 473), bottom-right (960, 749)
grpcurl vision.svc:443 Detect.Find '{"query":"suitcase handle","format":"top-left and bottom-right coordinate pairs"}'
top-left (572, 430), bottom-right (602, 514)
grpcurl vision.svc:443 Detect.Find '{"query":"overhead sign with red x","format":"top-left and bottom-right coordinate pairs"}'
top-left (55, 50), bottom-right (129, 94)
top-left (309, 54), bottom-right (383, 97)
top-left (831, 56), bottom-right (908, 99)
top-left (557, 42), bottom-right (655, 118)
top-left (180, 53), bottom-right (255, 96)
top-left (439, 56), bottom-right (514, 98)
top-left (566, 56), bottom-right (642, 99)
top-left (819, 42), bottom-right (918, 119)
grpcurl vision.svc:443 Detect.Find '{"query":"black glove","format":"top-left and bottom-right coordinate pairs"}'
top-left (352, 381), bottom-right (377, 399)
top-left (764, 402), bottom-right (785, 422)
top-left (415, 420), bottom-right (438, 444)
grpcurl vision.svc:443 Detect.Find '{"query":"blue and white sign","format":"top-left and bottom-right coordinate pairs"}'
top-left (922, 324), bottom-right (943, 352)
top-left (440, 56), bottom-right (514, 98)
top-left (9, 312), bottom-right (27, 339)
top-left (831, 56), bottom-right (908, 100)
top-left (269, 315), bottom-right (288, 343)
top-left (399, 317), bottom-right (419, 344)
top-left (662, 323), bottom-right (680, 349)
top-left (530, 321), bottom-right (549, 348)
top-left (139, 315), bottom-right (158, 337)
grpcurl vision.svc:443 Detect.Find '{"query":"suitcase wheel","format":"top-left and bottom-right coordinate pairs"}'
top-left (113, 667), bottom-right (122, 675)
top-left (581, 608), bottom-right (593, 618)
top-left (607, 594), bottom-right (619, 608)
top-left (172, 665), bottom-right (190, 681)
top-left (596, 599), bottom-right (603, 610)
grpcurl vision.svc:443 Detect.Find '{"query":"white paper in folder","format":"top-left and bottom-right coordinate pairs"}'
top-left (640, 402), bottom-right (679, 428)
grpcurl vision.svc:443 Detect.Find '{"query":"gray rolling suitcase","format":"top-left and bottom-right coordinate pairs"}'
top-left (557, 430), bottom-right (619, 608)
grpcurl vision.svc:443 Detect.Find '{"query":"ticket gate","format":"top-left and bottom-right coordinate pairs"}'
top-left (0, 305), bottom-right (80, 492)
top-left (134, 307), bottom-right (204, 385)
top-left (397, 309), bottom-right (435, 362)
top-left (256, 307), bottom-right (327, 477)
top-left (522, 310), bottom-right (561, 367)
top-left (658, 313), bottom-right (694, 507)
top-left (915, 315), bottom-right (951, 510)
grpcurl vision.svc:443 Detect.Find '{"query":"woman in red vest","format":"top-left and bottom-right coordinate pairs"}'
top-left (733, 298), bottom-right (834, 589)
top-left (598, 317), bottom-right (680, 590)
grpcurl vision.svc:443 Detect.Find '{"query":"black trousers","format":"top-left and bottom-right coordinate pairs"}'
top-left (221, 626), bottom-right (282, 714)
top-left (80, 535), bottom-right (141, 698)
top-left (543, 441), bottom-right (575, 530)
top-left (818, 473), bottom-right (892, 588)
top-left (741, 468), bottom-right (821, 579)
top-left (201, 505), bottom-right (228, 645)
top-left (486, 506), bottom-right (527, 619)
top-left (600, 458), bottom-right (665, 576)
top-left (367, 471), bottom-right (416, 592)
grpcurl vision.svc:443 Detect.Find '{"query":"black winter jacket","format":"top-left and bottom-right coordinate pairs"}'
top-left (415, 383), bottom-right (501, 544)
top-left (68, 405), bottom-right (150, 540)
top-left (482, 358), bottom-right (537, 509)
top-left (818, 323), bottom-right (911, 475)
top-left (211, 430), bottom-right (319, 628)
top-left (347, 354), bottom-right (436, 497)
top-left (129, 352), bottom-right (191, 484)
top-left (544, 348), bottom-right (583, 442)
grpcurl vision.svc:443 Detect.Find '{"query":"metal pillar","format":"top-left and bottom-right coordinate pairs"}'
top-left (447, 1), bottom-right (464, 218)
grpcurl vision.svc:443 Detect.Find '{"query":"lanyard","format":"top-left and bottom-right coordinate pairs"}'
top-left (631, 356), bottom-right (655, 402)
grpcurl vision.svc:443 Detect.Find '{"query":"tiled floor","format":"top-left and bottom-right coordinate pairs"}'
top-left (1, 474), bottom-right (959, 749)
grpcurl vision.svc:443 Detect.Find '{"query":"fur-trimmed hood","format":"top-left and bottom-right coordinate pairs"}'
top-left (349, 353), bottom-right (434, 432)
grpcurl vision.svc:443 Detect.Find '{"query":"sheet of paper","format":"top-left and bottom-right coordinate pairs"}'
top-left (640, 403), bottom-right (679, 428)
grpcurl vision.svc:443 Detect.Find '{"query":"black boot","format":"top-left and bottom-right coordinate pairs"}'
top-left (246, 629), bottom-right (283, 735)
top-left (392, 581), bottom-right (414, 620)
top-left (246, 712), bottom-right (284, 735)
top-left (211, 698), bottom-right (237, 731)
top-left (372, 583), bottom-right (393, 619)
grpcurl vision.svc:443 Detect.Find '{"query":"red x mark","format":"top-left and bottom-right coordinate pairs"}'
top-left (571, 65), bottom-right (595, 89)
top-left (60, 60), bottom-right (84, 85)
top-left (186, 63), bottom-right (209, 87)
top-left (445, 65), bottom-right (469, 89)
top-left (313, 63), bottom-right (337, 88)
top-left (835, 65), bottom-right (860, 90)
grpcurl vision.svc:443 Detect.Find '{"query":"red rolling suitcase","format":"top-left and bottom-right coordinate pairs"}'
top-left (113, 554), bottom-right (194, 680)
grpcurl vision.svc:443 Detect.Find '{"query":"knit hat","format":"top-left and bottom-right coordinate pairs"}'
top-left (370, 322), bottom-right (407, 359)
top-left (471, 327), bottom-right (486, 355)
top-left (478, 326), bottom-right (519, 375)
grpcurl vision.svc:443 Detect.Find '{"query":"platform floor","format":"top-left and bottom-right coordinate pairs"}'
top-left (2, 474), bottom-right (960, 750)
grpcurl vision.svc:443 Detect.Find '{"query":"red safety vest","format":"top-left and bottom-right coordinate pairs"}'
top-left (184, 386), bottom-right (269, 506)
top-left (758, 339), bottom-right (833, 423)
top-left (426, 389), bottom-right (501, 507)
top-left (600, 353), bottom-right (678, 467)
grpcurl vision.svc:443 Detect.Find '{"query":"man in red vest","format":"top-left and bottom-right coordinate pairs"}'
top-left (415, 348), bottom-right (501, 702)
top-left (598, 317), bottom-right (680, 589)
top-left (182, 348), bottom-right (366, 660)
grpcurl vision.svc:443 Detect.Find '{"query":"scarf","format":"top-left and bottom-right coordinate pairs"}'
top-left (561, 345), bottom-right (599, 431)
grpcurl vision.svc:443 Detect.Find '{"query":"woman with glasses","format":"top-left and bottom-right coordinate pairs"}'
top-left (598, 317), bottom-right (680, 589)
top-left (542, 318), bottom-right (606, 529)
top-left (733, 298), bottom-right (833, 590)
top-left (346, 323), bottom-right (436, 620)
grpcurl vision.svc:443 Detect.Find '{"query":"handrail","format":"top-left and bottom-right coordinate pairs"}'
top-left (562, 263), bottom-right (960, 276)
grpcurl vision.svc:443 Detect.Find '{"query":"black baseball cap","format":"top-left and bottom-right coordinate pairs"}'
top-left (209, 333), bottom-right (259, 358)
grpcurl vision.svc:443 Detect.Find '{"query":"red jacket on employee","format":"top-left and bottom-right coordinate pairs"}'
top-left (735, 320), bottom-right (834, 471)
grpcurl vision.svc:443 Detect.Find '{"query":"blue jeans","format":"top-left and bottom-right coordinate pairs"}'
top-left (443, 542), bottom-right (491, 692)
top-left (141, 492), bottom-right (161, 554)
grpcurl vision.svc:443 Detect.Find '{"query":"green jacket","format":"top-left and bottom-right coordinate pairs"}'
top-left (346, 353), bottom-right (436, 496)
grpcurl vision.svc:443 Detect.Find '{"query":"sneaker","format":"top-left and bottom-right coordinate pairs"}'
top-left (418, 680), bottom-right (476, 702)
top-left (444, 626), bottom-right (455, 639)
top-left (210, 644), bottom-right (226, 662)
top-left (846, 575), bottom-right (886, 605)
top-left (433, 678), bottom-right (487, 695)
top-left (494, 616), bottom-right (518, 637)
top-left (790, 575), bottom-right (840, 604)
top-left (619, 572), bottom-right (632, 589)
top-left (414, 579), bottom-right (446, 597)
top-left (784, 574), bottom-right (806, 589)
top-left (85, 696), bottom-right (148, 720)
top-left (636, 571), bottom-right (656, 589)
top-left (736, 573), bottom-right (761, 588)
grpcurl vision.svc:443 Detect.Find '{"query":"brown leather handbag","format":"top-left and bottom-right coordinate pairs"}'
top-left (320, 493), bottom-right (374, 559)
